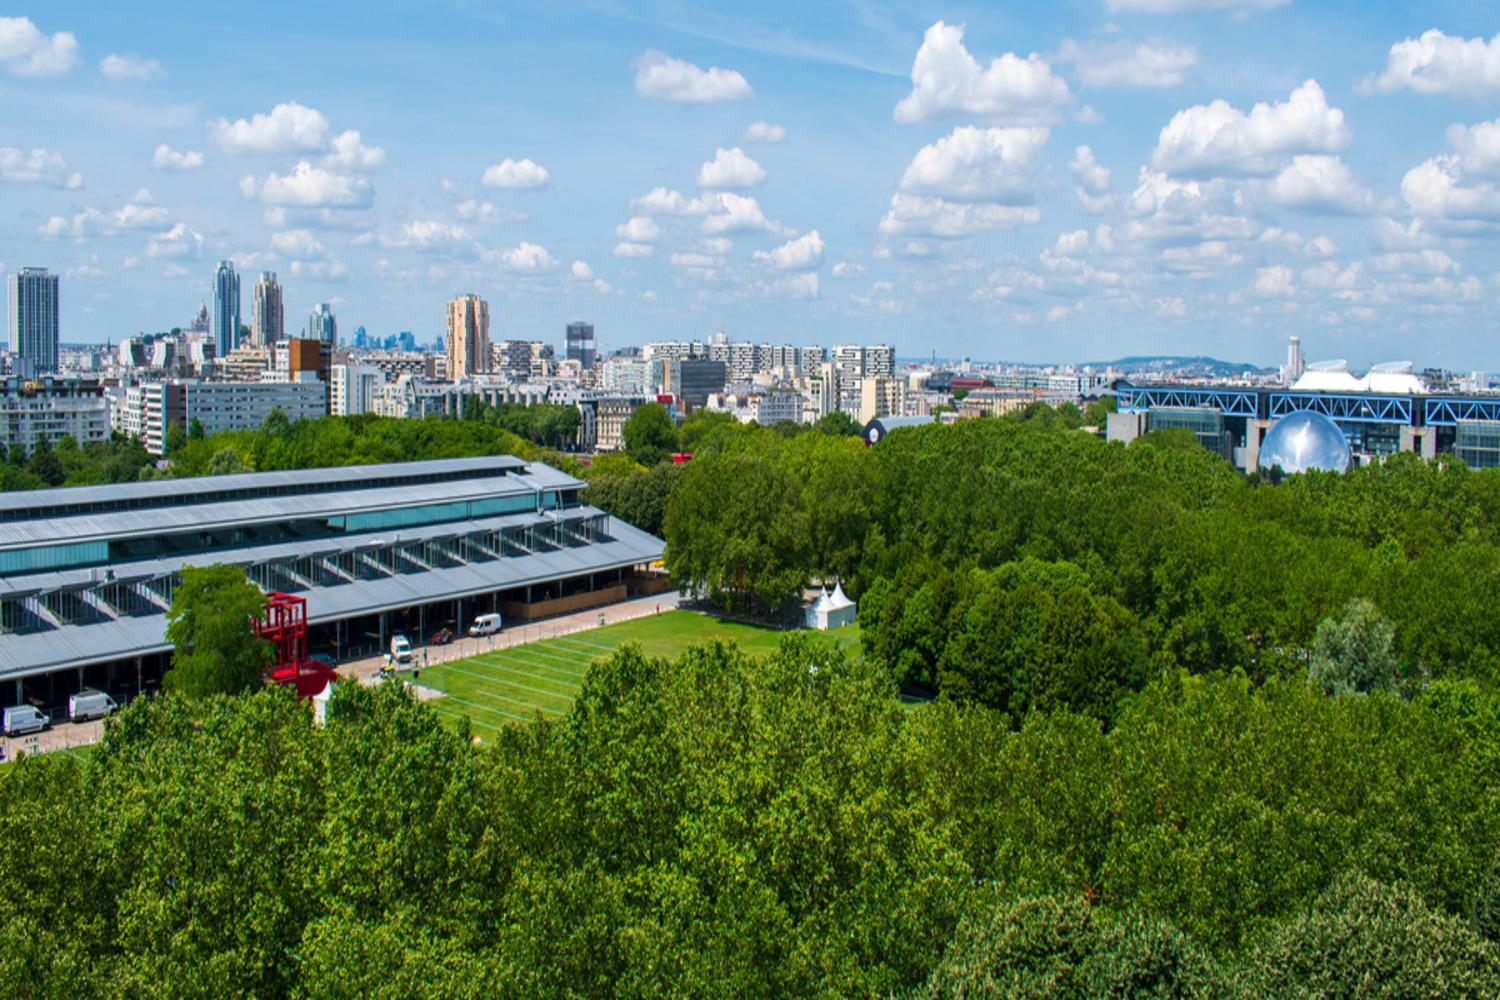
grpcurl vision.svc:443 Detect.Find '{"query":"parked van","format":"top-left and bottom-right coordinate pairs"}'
top-left (390, 633), bottom-right (414, 664)
top-left (2, 705), bottom-right (48, 737)
top-left (468, 613), bottom-right (503, 637)
top-left (68, 689), bottom-right (117, 723)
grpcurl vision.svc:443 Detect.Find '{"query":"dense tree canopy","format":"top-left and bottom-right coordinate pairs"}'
top-left (6, 641), bottom-right (1500, 996)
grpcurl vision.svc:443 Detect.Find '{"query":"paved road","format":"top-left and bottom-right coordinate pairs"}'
top-left (3, 591), bottom-right (684, 762)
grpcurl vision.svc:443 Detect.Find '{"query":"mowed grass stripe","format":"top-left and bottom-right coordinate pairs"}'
top-left (428, 691), bottom-right (539, 723)
top-left (496, 645), bottom-right (596, 676)
top-left (434, 657), bottom-right (582, 699)
top-left (434, 679), bottom-right (573, 716)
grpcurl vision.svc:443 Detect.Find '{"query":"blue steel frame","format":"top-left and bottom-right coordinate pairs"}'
top-left (1424, 397), bottom-right (1500, 427)
top-left (1268, 392), bottom-right (1413, 425)
top-left (1117, 384), bottom-right (1500, 430)
top-left (1118, 385), bottom-right (1259, 418)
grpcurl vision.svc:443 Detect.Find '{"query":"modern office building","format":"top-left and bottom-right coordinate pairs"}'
top-left (211, 260), bottom-right (241, 358)
top-left (1109, 377), bottom-right (1500, 471)
top-left (308, 302), bottom-right (337, 345)
top-left (0, 456), bottom-right (666, 707)
top-left (566, 321), bottom-right (596, 369)
top-left (446, 294), bottom-right (490, 378)
top-left (114, 379), bottom-right (329, 454)
top-left (667, 358), bottom-right (727, 412)
top-left (7, 267), bottom-right (60, 377)
top-left (251, 272), bottom-right (284, 347)
top-left (330, 363), bottom-right (386, 416)
top-left (0, 376), bottom-right (109, 454)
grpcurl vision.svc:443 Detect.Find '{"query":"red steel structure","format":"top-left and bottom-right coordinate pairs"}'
top-left (256, 593), bottom-right (335, 699)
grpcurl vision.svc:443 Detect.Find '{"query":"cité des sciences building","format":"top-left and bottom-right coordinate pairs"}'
top-left (0, 456), bottom-right (664, 708)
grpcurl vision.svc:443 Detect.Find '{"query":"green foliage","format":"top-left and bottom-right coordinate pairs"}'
top-left (5, 638), bottom-right (1500, 995)
top-left (924, 894), bottom-right (1227, 998)
top-left (582, 461), bottom-right (682, 536)
top-left (163, 564), bottom-right (274, 698)
top-left (1083, 395), bottom-right (1118, 427)
top-left (464, 396), bottom-right (581, 449)
top-left (1308, 597), bottom-right (1400, 696)
top-left (621, 402), bottom-right (678, 467)
top-left (1240, 873), bottom-right (1500, 998)
top-left (813, 410), bottom-right (861, 437)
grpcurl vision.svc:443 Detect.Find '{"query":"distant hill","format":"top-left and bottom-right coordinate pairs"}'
top-left (1090, 355), bottom-right (1274, 377)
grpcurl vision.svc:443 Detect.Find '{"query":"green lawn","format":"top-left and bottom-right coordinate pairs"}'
top-left (421, 610), bottom-right (861, 742)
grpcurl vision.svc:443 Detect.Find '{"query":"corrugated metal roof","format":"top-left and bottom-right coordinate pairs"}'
top-left (0, 512), bottom-right (665, 680)
top-left (0, 454), bottom-right (530, 515)
top-left (0, 463), bottom-right (583, 550)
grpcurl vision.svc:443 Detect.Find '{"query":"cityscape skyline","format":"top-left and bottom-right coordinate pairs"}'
top-left (4, 4), bottom-right (1500, 367)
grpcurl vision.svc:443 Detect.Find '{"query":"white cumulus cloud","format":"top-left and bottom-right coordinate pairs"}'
top-left (0, 147), bottom-right (81, 188)
top-left (897, 126), bottom-right (1047, 202)
top-left (634, 50), bottom-right (752, 103)
top-left (481, 157), bottom-right (550, 189)
top-left (701, 192), bottom-right (781, 235)
top-left (613, 241), bottom-right (654, 258)
top-left (1364, 30), bottom-right (1500, 97)
top-left (241, 161), bottom-right (373, 208)
top-left (755, 230), bottom-right (824, 270)
top-left (1264, 155), bottom-right (1375, 214)
top-left (740, 121), bottom-right (786, 144)
top-left (324, 130), bottom-right (386, 171)
top-left (100, 53), bottom-right (164, 80)
top-left (879, 192), bottom-right (1040, 237)
top-left (631, 187), bottom-right (707, 215)
top-left (570, 260), bottom-right (594, 280)
top-left (145, 223), bottom-right (204, 260)
top-left (211, 101), bottom-right (330, 154)
top-left (151, 145), bottom-right (204, 171)
top-left (696, 146), bottom-right (767, 189)
top-left (498, 241), bottom-right (559, 273)
top-left (1058, 38), bottom-right (1197, 88)
top-left (1445, 117), bottom-right (1500, 176)
top-left (831, 261), bottom-right (865, 278)
top-left (615, 216), bottom-right (661, 241)
top-left (1070, 145), bottom-right (1112, 212)
top-left (37, 201), bottom-right (170, 240)
top-left (894, 21), bottom-right (1071, 125)
top-left (0, 16), bottom-right (78, 76)
top-left (1151, 79), bottom-right (1351, 177)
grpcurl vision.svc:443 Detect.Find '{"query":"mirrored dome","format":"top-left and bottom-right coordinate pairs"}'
top-left (1257, 410), bottom-right (1352, 475)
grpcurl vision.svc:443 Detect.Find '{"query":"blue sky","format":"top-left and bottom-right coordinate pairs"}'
top-left (3, 1), bottom-right (1498, 367)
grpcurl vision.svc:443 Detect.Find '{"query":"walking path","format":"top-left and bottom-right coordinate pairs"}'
top-left (2, 592), bottom-right (683, 763)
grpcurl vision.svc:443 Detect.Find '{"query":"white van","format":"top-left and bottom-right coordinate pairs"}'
top-left (2, 705), bottom-right (48, 737)
top-left (468, 613), bottom-right (502, 637)
top-left (68, 689), bottom-right (117, 723)
top-left (390, 633), bottom-right (414, 664)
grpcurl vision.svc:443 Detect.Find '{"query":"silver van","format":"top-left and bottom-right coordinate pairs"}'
top-left (68, 689), bottom-right (117, 723)
top-left (3, 705), bottom-right (48, 737)
top-left (468, 612), bottom-right (502, 637)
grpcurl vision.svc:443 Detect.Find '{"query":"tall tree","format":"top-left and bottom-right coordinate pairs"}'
top-left (163, 564), bottom-right (274, 698)
top-left (621, 402), bottom-right (677, 467)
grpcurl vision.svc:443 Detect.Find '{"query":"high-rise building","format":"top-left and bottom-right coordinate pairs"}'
top-left (211, 260), bottom-right (241, 358)
top-left (1282, 336), bottom-right (1305, 385)
top-left (7, 267), bottom-right (60, 377)
top-left (566, 321), bottom-right (596, 369)
top-left (250, 272), bottom-right (284, 347)
top-left (446, 294), bottom-right (490, 378)
top-left (308, 302), bottom-right (337, 345)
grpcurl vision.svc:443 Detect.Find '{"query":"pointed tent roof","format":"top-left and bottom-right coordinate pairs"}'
top-left (827, 583), bottom-right (854, 609)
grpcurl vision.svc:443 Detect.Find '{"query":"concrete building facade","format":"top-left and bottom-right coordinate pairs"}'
top-left (446, 294), bottom-right (490, 378)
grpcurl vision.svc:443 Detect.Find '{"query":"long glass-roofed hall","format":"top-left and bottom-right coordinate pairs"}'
top-left (0, 456), bottom-right (665, 707)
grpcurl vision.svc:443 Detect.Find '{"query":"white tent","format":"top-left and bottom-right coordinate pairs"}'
top-left (805, 583), bottom-right (857, 631)
top-left (312, 680), bottom-right (334, 726)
